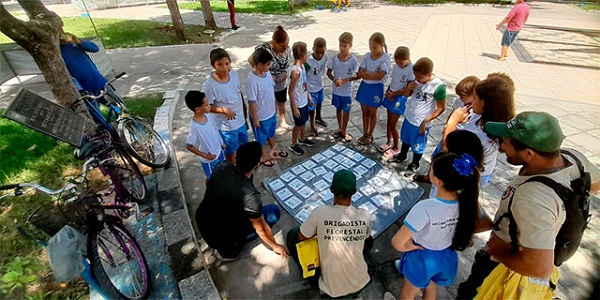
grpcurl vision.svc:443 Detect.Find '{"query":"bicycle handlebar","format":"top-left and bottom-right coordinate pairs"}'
top-left (74, 72), bottom-right (127, 103)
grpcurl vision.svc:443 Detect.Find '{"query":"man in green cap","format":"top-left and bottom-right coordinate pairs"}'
top-left (456, 111), bottom-right (600, 299)
top-left (286, 169), bottom-right (373, 298)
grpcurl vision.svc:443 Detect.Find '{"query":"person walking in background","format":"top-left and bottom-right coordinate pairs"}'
top-left (250, 26), bottom-right (295, 132)
top-left (227, 0), bottom-right (239, 30)
top-left (496, 0), bottom-right (530, 61)
top-left (59, 32), bottom-right (107, 95)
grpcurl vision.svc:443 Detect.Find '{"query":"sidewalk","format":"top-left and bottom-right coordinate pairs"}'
top-left (2, 1), bottom-right (599, 299)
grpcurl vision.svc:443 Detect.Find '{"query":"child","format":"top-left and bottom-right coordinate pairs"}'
top-left (185, 91), bottom-right (225, 180)
top-left (391, 152), bottom-right (479, 300)
top-left (288, 42), bottom-right (315, 155)
top-left (396, 57), bottom-right (446, 176)
top-left (380, 46), bottom-right (415, 159)
top-left (356, 32), bottom-right (390, 146)
top-left (246, 48), bottom-right (288, 166)
top-left (327, 32), bottom-right (359, 143)
top-left (202, 48), bottom-right (248, 163)
top-left (305, 37), bottom-right (328, 136)
top-left (452, 75), bottom-right (479, 110)
top-left (444, 76), bottom-right (515, 185)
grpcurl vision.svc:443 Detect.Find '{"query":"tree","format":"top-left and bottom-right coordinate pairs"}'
top-left (0, 0), bottom-right (87, 117)
top-left (166, 0), bottom-right (186, 41)
top-left (200, 0), bottom-right (217, 30)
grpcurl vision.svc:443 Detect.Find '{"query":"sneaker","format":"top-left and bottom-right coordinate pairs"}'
top-left (289, 144), bottom-right (304, 155)
top-left (298, 139), bottom-right (315, 147)
top-left (404, 163), bottom-right (419, 177)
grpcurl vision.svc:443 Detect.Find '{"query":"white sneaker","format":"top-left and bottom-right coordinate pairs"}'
top-left (383, 291), bottom-right (396, 300)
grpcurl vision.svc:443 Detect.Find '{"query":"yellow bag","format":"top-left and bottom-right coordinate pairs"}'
top-left (296, 237), bottom-right (320, 278)
top-left (474, 263), bottom-right (560, 300)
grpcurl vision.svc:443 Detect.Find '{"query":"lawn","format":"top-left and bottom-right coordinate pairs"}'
top-left (0, 17), bottom-right (224, 49)
top-left (0, 94), bottom-right (163, 299)
top-left (385, 0), bottom-right (512, 4)
top-left (177, 0), bottom-right (332, 15)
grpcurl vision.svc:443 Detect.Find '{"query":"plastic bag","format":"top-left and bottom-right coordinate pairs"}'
top-left (47, 225), bottom-right (87, 282)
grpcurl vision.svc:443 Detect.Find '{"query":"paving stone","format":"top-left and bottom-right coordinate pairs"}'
top-left (163, 209), bottom-right (193, 246)
top-left (179, 270), bottom-right (220, 300)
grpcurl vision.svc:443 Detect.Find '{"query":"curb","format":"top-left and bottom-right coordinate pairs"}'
top-left (153, 90), bottom-right (220, 299)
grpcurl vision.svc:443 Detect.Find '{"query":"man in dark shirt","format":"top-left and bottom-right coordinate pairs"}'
top-left (196, 141), bottom-right (289, 260)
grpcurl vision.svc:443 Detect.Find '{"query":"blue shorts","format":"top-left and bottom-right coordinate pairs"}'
top-left (220, 125), bottom-right (249, 155)
top-left (356, 82), bottom-right (384, 107)
top-left (501, 30), bottom-right (519, 46)
top-left (201, 152), bottom-right (225, 179)
top-left (245, 204), bottom-right (281, 241)
top-left (400, 119), bottom-right (429, 155)
top-left (309, 89), bottom-right (324, 111)
top-left (332, 94), bottom-right (352, 112)
top-left (382, 95), bottom-right (407, 116)
top-left (293, 104), bottom-right (309, 126)
top-left (252, 114), bottom-right (276, 146)
top-left (397, 246), bottom-right (458, 288)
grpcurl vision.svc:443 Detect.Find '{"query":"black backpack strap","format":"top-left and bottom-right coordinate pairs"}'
top-left (560, 149), bottom-right (584, 176)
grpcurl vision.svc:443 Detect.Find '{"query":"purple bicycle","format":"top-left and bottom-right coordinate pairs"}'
top-left (0, 152), bottom-right (150, 300)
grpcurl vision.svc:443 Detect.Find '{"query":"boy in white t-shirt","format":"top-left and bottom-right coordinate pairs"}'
top-left (288, 42), bottom-right (315, 156)
top-left (246, 48), bottom-right (288, 166)
top-left (397, 57), bottom-right (446, 176)
top-left (202, 48), bottom-right (248, 164)
top-left (305, 37), bottom-right (328, 136)
top-left (327, 32), bottom-right (360, 143)
top-left (185, 91), bottom-right (225, 180)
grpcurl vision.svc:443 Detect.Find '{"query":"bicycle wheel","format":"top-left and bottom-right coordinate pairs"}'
top-left (108, 148), bottom-right (147, 203)
top-left (88, 219), bottom-right (150, 300)
top-left (118, 118), bottom-right (170, 168)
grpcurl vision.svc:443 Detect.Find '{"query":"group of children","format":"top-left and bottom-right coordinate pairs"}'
top-left (185, 29), bottom-right (518, 299)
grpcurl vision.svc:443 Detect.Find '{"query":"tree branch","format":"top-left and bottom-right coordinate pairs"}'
top-left (17, 0), bottom-right (50, 20)
top-left (0, 3), bottom-right (31, 44)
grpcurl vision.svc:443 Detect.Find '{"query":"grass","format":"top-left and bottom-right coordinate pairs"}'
top-left (577, 2), bottom-right (600, 10)
top-left (0, 17), bottom-right (224, 48)
top-left (0, 94), bottom-right (163, 298)
top-left (177, 0), bottom-right (332, 15)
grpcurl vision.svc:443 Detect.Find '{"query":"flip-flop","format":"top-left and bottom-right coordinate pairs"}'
top-left (377, 143), bottom-right (392, 153)
top-left (383, 148), bottom-right (400, 159)
top-left (261, 160), bottom-right (275, 167)
top-left (309, 131), bottom-right (319, 137)
top-left (331, 131), bottom-right (343, 139)
top-left (277, 150), bottom-right (289, 158)
top-left (342, 133), bottom-right (353, 143)
top-left (315, 119), bottom-right (328, 126)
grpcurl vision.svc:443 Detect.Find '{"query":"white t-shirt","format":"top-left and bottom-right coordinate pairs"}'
top-left (306, 53), bottom-right (328, 93)
top-left (201, 70), bottom-right (245, 132)
top-left (404, 76), bottom-right (446, 127)
top-left (457, 112), bottom-right (499, 178)
top-left (186, 114), bottom-right (223, 163)
top-left (359, 52), bottom-right (391, 84)
top-left (493, 149), bottom-right (600, 250)
top-left (290, 65), bottom-right (308, 108)
top-left (389, 63), bottom-right (414, 92)
top-left (246, 71), bottom-right (276, 121)
top-left (300, 205), bottom-right (371, 298)
top-left (404, 197), bottom-right (459, 250)
top-left (327, 54), bottom-right (359, 97)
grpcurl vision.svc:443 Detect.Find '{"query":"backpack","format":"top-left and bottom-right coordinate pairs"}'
top-left (493, 149), bottom-right (592, 267)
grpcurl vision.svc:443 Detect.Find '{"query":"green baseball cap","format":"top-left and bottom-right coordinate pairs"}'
top-left (485, 111), bottom-right (565, 152)
top-left (331, 169), bottom-right (357, 196)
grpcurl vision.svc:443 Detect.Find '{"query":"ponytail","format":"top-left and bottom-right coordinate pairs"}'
top-left (431, 153), bottom-right (480, 251)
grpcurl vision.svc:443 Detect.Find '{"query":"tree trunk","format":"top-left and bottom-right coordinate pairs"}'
top-left (166, 0), bottom-right (186, 41)
top-left (0, 0), bottom-right (92, 130)
top-left (288, 0), bottom-right (294, 14)
top-left (200, 0), bottom-right (217, 30)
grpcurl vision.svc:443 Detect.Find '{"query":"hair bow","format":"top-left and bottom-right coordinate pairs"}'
top-left (453, 153), bottom-right (479, 177)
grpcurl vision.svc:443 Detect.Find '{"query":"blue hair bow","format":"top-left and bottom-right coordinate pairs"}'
top-left (453, 153), bottom-right (479, 177)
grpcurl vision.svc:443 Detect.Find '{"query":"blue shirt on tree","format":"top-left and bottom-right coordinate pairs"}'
top-left (60, 40), bottom-right (107, 94)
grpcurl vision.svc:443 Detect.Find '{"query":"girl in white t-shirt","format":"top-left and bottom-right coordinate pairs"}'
top-left (391, 152), bottom-right (480, 300)
top-left (356, 32), bottom-right (391, 146)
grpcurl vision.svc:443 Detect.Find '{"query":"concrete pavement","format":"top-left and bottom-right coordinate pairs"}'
top-left (1, 0), bottom-right (599, 298)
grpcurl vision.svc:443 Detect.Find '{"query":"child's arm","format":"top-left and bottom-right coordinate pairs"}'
top-left (326, 68), bottom-right (335, 82)
top-left (210, 105), bottom-right (236, 120)
top-left (391, 225), bottom-right (424, 252)
top-left (358, 68), bottom-right (386, 81)
top-left (420, 99), bottom-right (446, 134)
top-left (186, 144), bottom-right (217, 161)
top-left (288, 69), bottom-right (300, 117)
top-left (440, 106), bottom-right (470, 150)
top-left (248, 101), bottom-right (260, 128)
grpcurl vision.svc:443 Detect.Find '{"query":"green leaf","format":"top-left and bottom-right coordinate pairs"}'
top-left (22, 275), bottom-right (37, 283)
top-left (1, 271), bottom-right (20, 282)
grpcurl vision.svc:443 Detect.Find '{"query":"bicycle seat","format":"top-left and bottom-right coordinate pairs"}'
top-left (74, 140), bottom-right (104, 160)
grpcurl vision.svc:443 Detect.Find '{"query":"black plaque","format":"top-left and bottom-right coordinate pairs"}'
top-left (3, 89), bottom-right (85, 147)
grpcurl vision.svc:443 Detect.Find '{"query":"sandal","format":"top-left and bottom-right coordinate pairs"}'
top-left (309, 129), bottom-right (319, 137)
top-left (315, 119), bottom-right (328, 126)
top-left (383, 148), bottom-right (401, 159)
top-left (358, 134), bottom-right (373, 146)
top-left (342, 133), bottom-right (353, 143)
top-left (331, 131), bottom-right (343, 139)
top-left (274, 150), bottom-right (289, 158)
top-left (377, 143), bottom-right (392, 153)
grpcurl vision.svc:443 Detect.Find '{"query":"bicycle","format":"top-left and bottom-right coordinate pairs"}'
top-left (0, 168), bottom-right (151, 300)
top-left (75, 72), bottom-right (170, 168)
